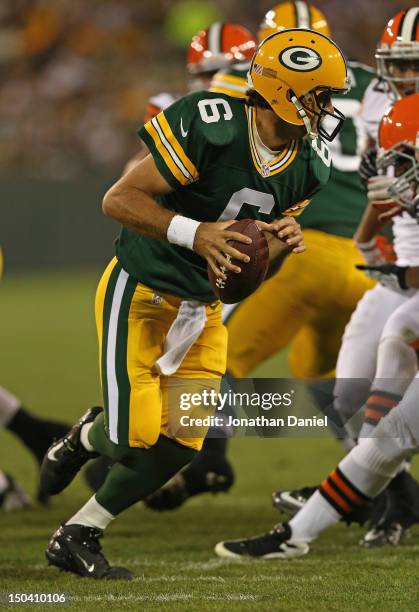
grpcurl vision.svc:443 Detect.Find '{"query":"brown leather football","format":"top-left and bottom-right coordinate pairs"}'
top-left (207, 219), bottom-right (269, 304)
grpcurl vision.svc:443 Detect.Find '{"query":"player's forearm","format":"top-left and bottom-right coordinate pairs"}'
top-left (354, 202), bottom-right (386, 244)
top-left (103, 183), bottom-right (175, 240)
top-left (265, 237), bottom-right (291, 279)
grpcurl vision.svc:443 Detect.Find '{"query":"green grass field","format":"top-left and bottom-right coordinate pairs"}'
top-left (1, 269), bottom-right (418, 611)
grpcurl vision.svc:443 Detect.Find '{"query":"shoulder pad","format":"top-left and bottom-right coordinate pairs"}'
top-left (184, 91), bottom-right (243, 146)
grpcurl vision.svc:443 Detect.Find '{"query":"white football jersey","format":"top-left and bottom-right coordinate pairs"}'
top-left (359, 79), bottom-right (392, 142)
top-left (360, 79), bottom-right (419, 266)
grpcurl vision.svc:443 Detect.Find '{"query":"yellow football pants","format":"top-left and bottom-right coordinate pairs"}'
top-left (227, 229), bottom-right (375, 378)
top-left (95, 258), bottom-right (227, 451)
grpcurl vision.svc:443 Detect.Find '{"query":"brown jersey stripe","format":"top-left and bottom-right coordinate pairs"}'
top-left (367, 393), bottom-right (400, 408)
top-left (365, 407), bottom-right (388, 424)
top-left (329, 469), bottom-right (363, 505)
top-left (335, 467), bottom-right (371, 501)
top-left (320, 480), bottom-right (351, 513)
top-left (365, 404), bottom-right (391, 416)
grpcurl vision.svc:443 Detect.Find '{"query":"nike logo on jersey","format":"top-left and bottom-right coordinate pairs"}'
top-left (180, 117), bottom-right (188, 138)
top-left (76, 553), bottom-right (95, 573)
top-left (47, 440), bottom-right (65, 462)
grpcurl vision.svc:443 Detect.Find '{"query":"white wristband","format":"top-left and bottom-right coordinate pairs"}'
top-left (167, 215), bottom-right (201, 250)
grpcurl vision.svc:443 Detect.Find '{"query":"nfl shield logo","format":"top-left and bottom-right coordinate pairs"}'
top-left (261, 163), bottom-right (270, 177)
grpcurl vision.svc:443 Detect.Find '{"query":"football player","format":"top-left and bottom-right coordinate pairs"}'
top-left (146, 0), bottom-right (379, 512)
top-left (275, 8), bottom-right (419, 546)
top-left (84, 23), bottom-right (258, 494)
top-left (39, 30), bottom-right (349, 579)
top-left (214, 93), bottom-right (419, 559)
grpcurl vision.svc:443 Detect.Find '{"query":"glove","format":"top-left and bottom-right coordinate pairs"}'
top-left (359, 147), bottom-right (377, 188)
top-left (367, 176), bottom-right (402, 221)
top-left (355, 235), bottom-right (395, 265)
top-left (356, 263), bottom-right (416, 296)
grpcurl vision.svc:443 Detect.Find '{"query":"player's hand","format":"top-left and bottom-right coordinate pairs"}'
top-left (275, 217), bottom-right (306, 254)
top-left (359, 147), bottom-right (377, 188)
top-left (367, 176), bottom-right (402, 221)
top-left (193, 221), bottom-right (253, 279)
top-left (356, 263), bottom-right (415, 295)
top-left (260, 217), bottom-right (306, 263)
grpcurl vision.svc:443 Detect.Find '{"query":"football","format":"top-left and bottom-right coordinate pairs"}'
top-left (208, 219), bottom-right (269, 304)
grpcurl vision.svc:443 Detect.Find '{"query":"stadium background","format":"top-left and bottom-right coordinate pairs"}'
top-left (1, 1), bottom-right (419, 609)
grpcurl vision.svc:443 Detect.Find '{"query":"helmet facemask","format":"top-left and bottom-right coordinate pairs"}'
top-left (377, 137), bottom-right (419, 210)
top-left (290, 86), bottom-right (348, 141)
top-left (376, 42), bottom-right (419, 98)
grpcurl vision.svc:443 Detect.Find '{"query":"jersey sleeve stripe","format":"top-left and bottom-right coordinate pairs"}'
top-left (144, 119), bottom-right (191, 185)
top-left (209, 85), bottom-right (247, 98)
top-left (210, 79), bottom-right (248, 97)
top-left (214, 73), bottom-right (248, 86)
top-left (283, 198), bottom-right (310, 217)
top-left (156, 113), bottom-right (199, 181)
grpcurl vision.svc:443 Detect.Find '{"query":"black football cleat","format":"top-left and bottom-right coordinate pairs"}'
top-left (144, 450), bottom-right (235, 511)
top-left (273, 484), bottom-right (372, 526)
top-left (272, 485), bottom-right (318, 515)
top-left (39, 406), bottom-right (102, 497)
top-left (214, 522), bottom-right (309, 560)
top-left (46, 524), bottom-right (133, 580)
top-left (361, 520), bottom-right (408, 548)
top-left (360, 471), bottom-right (419, 548)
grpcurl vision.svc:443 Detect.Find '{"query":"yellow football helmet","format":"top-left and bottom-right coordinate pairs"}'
top-left (248, 29), bottom-right (350, 141)
top-left (258, 1), bottom-right (331, 42)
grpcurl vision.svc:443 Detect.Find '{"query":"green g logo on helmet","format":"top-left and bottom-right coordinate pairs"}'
top-left (279, 46), bottom-right (322, 71)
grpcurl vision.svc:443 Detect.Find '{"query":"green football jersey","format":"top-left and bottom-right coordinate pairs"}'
top-left (116, 91), bottom-right (331, 302)
top-left (299, 62), bottom-right (375, 237)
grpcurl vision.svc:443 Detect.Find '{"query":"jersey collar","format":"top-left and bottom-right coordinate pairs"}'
top-left (246, 105), bottom-right (299, 177)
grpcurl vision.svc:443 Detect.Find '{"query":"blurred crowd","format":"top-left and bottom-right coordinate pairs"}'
top-left (0, 0), bottom-right (415, 179)
top-left (0, 0), bottom-right (186, 178)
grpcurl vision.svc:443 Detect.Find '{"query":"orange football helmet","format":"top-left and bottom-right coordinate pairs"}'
top-left (377, 93), bottom-right (419, 210)
top-left (375, 7), bottom-right (419, 97)
top-left (258, 1), bottom-right (331, 42)
top-left (187, 22), bottom-right (256, 76)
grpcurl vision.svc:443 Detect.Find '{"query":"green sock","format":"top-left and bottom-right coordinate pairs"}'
top-left (89, 412), bottom-right (197, 516)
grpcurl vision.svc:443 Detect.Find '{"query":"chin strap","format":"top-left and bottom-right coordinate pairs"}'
top-left (290, 94), bottom-right (316, 140)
